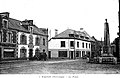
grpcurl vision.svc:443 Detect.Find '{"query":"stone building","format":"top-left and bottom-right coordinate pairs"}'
top-left (0, 12), bottom-right (48, 61)
top-left (0, 12), bottom-right (17, 60)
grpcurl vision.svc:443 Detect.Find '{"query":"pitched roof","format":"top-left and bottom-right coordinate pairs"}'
top-left (51, 29), bottom-right (95, 42)
top-left (8, 18), bottom-right (29, 32)
top-left (8, 18), bottom-right (48, 36)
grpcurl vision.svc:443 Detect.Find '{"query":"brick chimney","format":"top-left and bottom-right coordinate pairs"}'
top-left (55, 29), bottom-right (58, 36)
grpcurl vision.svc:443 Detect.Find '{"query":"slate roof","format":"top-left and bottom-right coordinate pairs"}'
top-left (51, 29), bottom-right (95, 42)
top-left (8, 18), bottom-right (29, 32)
top-left (8, 18), bottom-right (48, 36)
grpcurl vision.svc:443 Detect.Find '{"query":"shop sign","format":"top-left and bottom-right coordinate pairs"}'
top-left (4, 49), bottom-right (14, 52)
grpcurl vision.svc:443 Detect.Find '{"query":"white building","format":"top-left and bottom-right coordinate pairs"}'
top-left (16, 19), bottom-right (48, 59)
top-left (48, 28), bottom-right (94, 59)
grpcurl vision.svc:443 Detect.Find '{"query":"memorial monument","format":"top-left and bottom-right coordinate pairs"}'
top-left (102, 19), bottom-right (112, 56)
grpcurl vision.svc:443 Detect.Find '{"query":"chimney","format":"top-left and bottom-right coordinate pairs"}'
top-left (55, 29), bottom-right (58, 36)
top-left (80, 28), bottom-right (84, 32)
top-left (0, 12), bottom-right (9, 19)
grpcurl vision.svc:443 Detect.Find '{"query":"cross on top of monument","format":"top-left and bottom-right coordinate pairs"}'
top-left (105, 19), bottom-right (107, 22)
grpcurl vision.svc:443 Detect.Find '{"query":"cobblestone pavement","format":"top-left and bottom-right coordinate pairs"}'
top-left (0, 59), bottom-right (120, 74)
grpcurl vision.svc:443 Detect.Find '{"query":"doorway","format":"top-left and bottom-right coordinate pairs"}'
top-left (29, 49), bottom-right (33, 60)
top-left (48, 51), bottom-right (51, 59)
top-left (70, 51), bottom-right (74, 59)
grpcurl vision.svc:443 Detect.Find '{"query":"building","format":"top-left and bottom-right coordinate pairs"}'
top-left (17, 19), bottom-right (48, 60)
top-left (91, 36), bottom-right (103, 57)
top-left (0, 12), bottom-right (17, 60)
top-left (48, 28), bottom-right (94, 59)
top-left (111, 37), bottom-right (120, 61)
top-left (0, 12), bottom-right (48, 61)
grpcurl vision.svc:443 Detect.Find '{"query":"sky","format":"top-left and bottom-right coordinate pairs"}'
top-left (0, 0), bottom-right (119, 42)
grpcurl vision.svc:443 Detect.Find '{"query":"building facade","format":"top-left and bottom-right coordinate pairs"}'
top-left (48, 28), bottom-right (94, 59)
top-left (0, 12), bottom-right (17, 60)
top-left (0, 12), bottom-right (48, 61)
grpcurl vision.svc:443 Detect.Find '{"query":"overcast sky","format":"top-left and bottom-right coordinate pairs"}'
top-left (0, 0), bottom-right (119, 42)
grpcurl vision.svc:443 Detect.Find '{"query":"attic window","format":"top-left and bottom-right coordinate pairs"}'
top-left (75, 35), bottom-right (79, 38)
top-left (85, 37), bottom-right (89, 39)
top-left (80, 36), bottom-right (84, 39)
top-left (30, 26), bottom-right (33, 33)
top-left (69, 34), bottom-right (74, 37)
top-left (2, 19), bottom-right (8, 28)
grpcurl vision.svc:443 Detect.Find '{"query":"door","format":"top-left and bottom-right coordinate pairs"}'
top-left (29, 49), bottom-right (33, 60)
top-left (48, 51), bottom-right (51, 59)
top-left (20, 49), bottom-right (27, 58)
top-left (70, 51), bottom-right (74, 59)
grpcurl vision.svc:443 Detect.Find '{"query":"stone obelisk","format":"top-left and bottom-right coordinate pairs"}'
top-left (103, 19), bottom-right (111, 55)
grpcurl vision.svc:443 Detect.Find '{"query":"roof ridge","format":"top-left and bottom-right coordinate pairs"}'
top-left (9, 18), bottom-right (21, 22)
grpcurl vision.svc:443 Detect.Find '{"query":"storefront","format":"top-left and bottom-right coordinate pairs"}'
top-left (4, 48), bottom-right (15, 58)
top-left (0, 43), bottom-right (17, 60)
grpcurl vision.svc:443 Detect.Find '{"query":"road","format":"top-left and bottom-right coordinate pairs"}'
top-left (0, 59), bottom-right (120, 74)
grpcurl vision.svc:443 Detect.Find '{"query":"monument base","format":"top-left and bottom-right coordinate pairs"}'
top-left (88, 53), bottom-right (117, 64)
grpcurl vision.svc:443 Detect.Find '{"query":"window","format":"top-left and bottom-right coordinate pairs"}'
top-left (58, 51), bottom-right (67, 57)
top-left (82, 51), bottom-right (85, 57)
top-left (8, 32), bottom-right (12, 43)
top-left (3, 20), bottom-right (8, 28)
top-left (89, 44), bottom-right (91, 48)
top-left (76, 51), bottom-right (79, 57)
top-left (77, 42), bottom-right (79, 48)
top-left (86, 43), bottom-right (88, 48)
top-left (70, 41), bottom-right (74, 47)
top-left (35, 37), bottom-right (40, 46)
top-left (82, 42), bottom-right (84, 48)
top-left (20, 34), bottom-right (27, 44)
top-left (75, 35), bottom-right (79, 38)
top-left (85, 37), bottom-right (89, 39)
top-left (69, 34), bottom-right (74, 37)
top-left (30, 27), bottom-right (33, 33)
top-left (61, 41), bottom-right (65, 47)
top-left (3, 29), bottom-right (7, 42)
top-left (29, 35), bottom-right (33, 44)
top-left (80, 36), bottom-right (84, 39)
top-left (43, 38), bottom-right (45, 46)
top-left (12, 31), bottom-right (17, 43)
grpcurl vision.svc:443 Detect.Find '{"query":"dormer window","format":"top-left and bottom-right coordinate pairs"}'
top-left (30, 26), bottom-right (33, 33)
top-left (85, 37), bottom-right (89, 39)
top-left (80, 36), bottom-right (84, 39)
top-left (69, 34), bottom-right (74, 37)
top-left (75, 35), bottom-right (79, 38)
top-left (2, 19), bottom-right (8, 28)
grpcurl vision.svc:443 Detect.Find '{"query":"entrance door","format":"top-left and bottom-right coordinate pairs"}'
top-left (48, 51), bottom-right (51, 59)
top-left (29, 49), bottom-right (33, 60)
top-left (70, 51), bottom-right (74, 59)
top-left (20, 49), bottom-right (27, 58)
